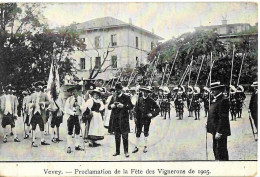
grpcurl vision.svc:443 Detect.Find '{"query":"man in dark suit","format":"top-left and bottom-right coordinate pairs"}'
top-left (207, 82), bottom-right (231, 161)
top-left (108, 83), bottom-right (133, 158)
top-left (132, 87), bottom-right (160, 153)
top-left (249, 82), bottom-right (258, 130)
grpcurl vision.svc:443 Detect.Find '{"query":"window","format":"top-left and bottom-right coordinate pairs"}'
top-left (136, 57), bottom-right (139, 66)
top-left (80, 58), bottom-right (85, 70)
top-left (111, 56), bottom-right (117, 68)
top-left (95, 36), bottom-right (101, 48)
top-left (136, 36), bottom-right (139, 48)
top-left (111, 34), bottom-right (117, 46)
top-left (95, 57), bottom-right (101, 69)
top-left (151, 42), bottom-right (154, 50)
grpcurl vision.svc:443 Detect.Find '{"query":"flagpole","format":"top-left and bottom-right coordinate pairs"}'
top-left (166, 50), bottom-right (179, 86)
top-left (237, 53), bottom-right (246, 86)
top-left (229, 45), bottom-right (235, 99)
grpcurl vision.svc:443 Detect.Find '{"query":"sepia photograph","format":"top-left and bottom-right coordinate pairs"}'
top-left (0, 1), bottom-right (258, 176)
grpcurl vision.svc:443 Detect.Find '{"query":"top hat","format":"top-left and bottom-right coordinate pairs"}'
top-left (251, 82), bottom-right (258, 87)
top-left (140, 87), bottom-right (152, 93)
top-left (210, 82), bottom-right (224, 89)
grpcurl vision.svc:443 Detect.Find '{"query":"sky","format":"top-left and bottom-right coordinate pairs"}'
top-left (41, 2), bottom-right (258, 41)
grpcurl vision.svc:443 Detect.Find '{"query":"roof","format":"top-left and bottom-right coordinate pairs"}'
top-left (195, 23), bottom-right (251, 30)
top-left (74, 17), bottom-right (163, 40)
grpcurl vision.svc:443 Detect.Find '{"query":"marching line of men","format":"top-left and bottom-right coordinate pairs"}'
top-left (0, 80), bottom-right (257, 160)
top-left (155, 83), bottom-right (250, 122)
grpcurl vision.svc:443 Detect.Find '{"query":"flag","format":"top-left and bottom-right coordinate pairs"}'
top-left (47, 59), bottom-right (60, 102)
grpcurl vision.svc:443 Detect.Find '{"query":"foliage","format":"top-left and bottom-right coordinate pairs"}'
top-left (148, 29), bottom-right (257, 87)
top-left (0, 3), bottom-right (82, 96)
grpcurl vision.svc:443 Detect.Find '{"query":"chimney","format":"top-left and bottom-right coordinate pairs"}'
top-left (152, 28), bottom-right (154, 34)
top-left (129, 18), bottom-right (132, 25)
top-left (222, 19), bottom-right (227, 25)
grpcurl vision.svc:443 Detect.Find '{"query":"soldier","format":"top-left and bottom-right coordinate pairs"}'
top-left (48, 92), bottom-right (65, 143)
top-left (161, 86), bottom-right (171, 120)
top-left (108, 83), bottom-right (133, 158)
top-left (249, 82), bottom-right (257, 130)
top-left (22, 89), bottom-right (31, 139)
top-left (29, 81), bottom-right (50, 147)
top-left (229, 85), bottom-right (237, 121)
top-left (202, 87), bottom-right (210, 117)
top-left (187, 86), bottom-right (194, 117)
top-left (207, 82), bottom-right (230, 161)
top-left (192, 87), bottom-right (201, 120)
top-left (174, 85), bottom-right (186, 120)
top-left (132, 87), bottom-right (160, 154)
top-left (235, 85), bottom-right (246, 118)
top-left (0, 84), bottom-right (20, 143)
top-left (65, 85), bottom-right (85, 153)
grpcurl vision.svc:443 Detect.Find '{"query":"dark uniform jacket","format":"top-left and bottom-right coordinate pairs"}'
top-left (134, 96), bottom-right (160, 122)
top-left (249, 91), bottom-right (258, 117)
top-left (108, 93), bottom-right (133, 134)
top-left (207, 94), bottom-right (231, 136)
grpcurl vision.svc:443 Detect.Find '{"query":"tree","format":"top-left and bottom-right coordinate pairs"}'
top-left (148, 29), bottom-right (257, 89)
top-left (0, 3), bottom-right (82, 95)
top-left (85, 42), bottom-right (115, 80)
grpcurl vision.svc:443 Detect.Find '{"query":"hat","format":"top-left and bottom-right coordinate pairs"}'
top-left (177, 85), bottom-right (185, 92)
top-left (251, 82), bottom-right (258, 87)
top-left (100, 87), bottom-right (106, 93)
top-left (203, 86), bottom-right (210, 93)
top-left (173, 86), bottom-right (178, 91)
top-left (85, 79), bottom-right (96, 90)
top-left (236, 85), bottom-right (244, 92)
top-left (5, 84), bottom-right (13, 91)
top-left (129, 87), bottom-right (136, 91)
top-left (229, 85), bottom-right (237, 93)
top-left (194, 86), bottom-right (200, 93)
top-left (22, 90), bottom-right (29, 95)
top-left (187, 86), bottom-right (194, 94)
top-left (109, 87), bottom-right (115, 92)
top-left (162, 86), bottom-right (170, 94)
top-left (140, 87), bottom-right (152, 93)
top-left (210, 82), bottom-right (224, 89)
top-left (90, 88), bottom-right (102, 95)
top-left (33, 81), bottom-right (45, 88)
top-left (115, 83), bottom-right (123, 90)
top-left (122, 87), bottom-right (129, 92)
top-left (67, 85), bottom-right (82, 92)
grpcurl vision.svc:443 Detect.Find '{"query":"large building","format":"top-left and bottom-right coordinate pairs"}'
top-left (70, 17), bottom-right (163, 80)
top-left (195, 20), bottom-right (258, 51)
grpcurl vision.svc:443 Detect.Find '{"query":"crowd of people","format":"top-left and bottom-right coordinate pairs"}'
top-left (0, 79), bottom-right (257, 160)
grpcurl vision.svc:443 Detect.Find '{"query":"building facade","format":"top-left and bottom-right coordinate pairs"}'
top-left (195, 20), bottom-right (258, 51)
top-left (70, 17), bottom-right (163, 80)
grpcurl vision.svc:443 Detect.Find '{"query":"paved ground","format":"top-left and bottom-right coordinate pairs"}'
top-left (0, 95), bottom-right (257, 161)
